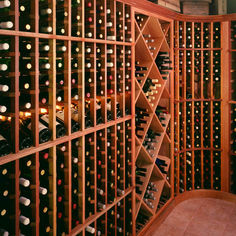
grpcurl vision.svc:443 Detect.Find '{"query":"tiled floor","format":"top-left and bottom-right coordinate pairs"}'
top-left (144, 198), bottom-right (236, 236)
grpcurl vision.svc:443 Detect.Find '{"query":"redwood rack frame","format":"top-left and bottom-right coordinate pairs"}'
top-left (129, 1), bottom-right (236, 236)
top-left (0, 0), bottom-right (136, 235)
top-left (0, 0), bottom-right (236, 236)
top-left (172, 16), bottom-right (235, 195)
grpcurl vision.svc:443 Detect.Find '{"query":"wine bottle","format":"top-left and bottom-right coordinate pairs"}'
top-left (0, 119), bottom-right (31, 150)
top-left (19, 196), bottom-right (31, 207)
top-left (39, 59), bottom-right (50, 70)
top-left (0, 134), bottom-right (10, 157)
top-left (19, 177), bottom-right (30, 187)
top-left (40, 25), bottom-right (53, 33)
top-left (0, 228), bottom-right (9, 236)
top-left (19, 215), bottom-right (30, 226)
top-left (40, 114), bottom-right (66, 138)
top-left (19, 94), bottom-right (31, 110)
top-left (0, 21), bottom-right (13, 29)
top-left (56, 109), bottom-right (80, 133)
top-left (0, 61), bottom-right (8, 71)
top-left (0, 42), bottom-right (9, 51)
top-left (40, 7), bottom-right (52, 16)
top-left (0, 0), bottom-right (10, 8)
top-left (21, 117), bottom-right (52, 144)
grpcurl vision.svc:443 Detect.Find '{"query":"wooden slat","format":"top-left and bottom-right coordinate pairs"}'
top-left (68, 140), bottom-right (72, 232)
top-left (93, 132), bottom-right (97, 221)
top-left (170, 20), bottom-right (175, 198)
top-left (191, 23), bottom-right (195, 190)
top-left (51, 145), bottom-right (57, 236)
top-left (35, 152), bottom-right (40, 236)
top-left (104, 127), bottom-right (108, 235)
top-left (221, 21), bottom-right (230, 192)
top-left (130, 5), bottom-right (136, 235)
top-left (14, 1), bottom-right (20, 233)
top-left (200, 22), bottom-right (204, 189)
top-left (81, 135), bottom-right (85, 225)
top-left (15, 160), bottom-right (20, 235)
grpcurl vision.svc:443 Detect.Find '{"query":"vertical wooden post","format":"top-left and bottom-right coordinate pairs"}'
top-left (170, 20), bottom-right (175, 198)
top-left (221, 21), bottom-right (230, 192)
top-left (131, 5), bottom-right (136, 236)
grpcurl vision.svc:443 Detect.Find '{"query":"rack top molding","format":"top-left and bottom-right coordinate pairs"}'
top-left (120, 0), bottom-right (236, 21)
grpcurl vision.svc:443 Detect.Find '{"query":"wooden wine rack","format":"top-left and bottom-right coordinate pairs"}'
top-left (173, 20), bottom-right (224, 193)
top-left (0, 0), bottom-right (135, 235)
top-left (134, 10), bottom-right (174, 235)
top-left (172, 18), bottom-right (236, 195)
top-left (0, 0), bottom-right (236, 235)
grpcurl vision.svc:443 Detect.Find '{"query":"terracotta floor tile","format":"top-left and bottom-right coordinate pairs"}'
top-left (193, 207), bottom-right (230, 224)
top-left (183, 230), bottom-right (203, 236)
top-left (219, 199), bottom-right (236, 208)
top-left (211, 208), bottom-right (233, 223)
top-left (185, 214), bottom-right (220, 236)
top-left (162, 213), bottom-right (191, 231)
top-left (178, 198), bottom-right (207, 211)
top-left (172, 200), bottom-right (202, 217)
top-left (143, 198), bottom-right (236, 236)
top-left (226, 206), bottom-right (236, 227)
top-left (223, 231), bottom-right (236, 236)
top-left (151, 223), bottom-right (170, 235)
top-left (151, 223), bottom-right (185, 236)
top-left (170, 206), bottom-right (195, 220)
top-left (193, 204), bottom-right (221, 218)
top-left (223, 223), bottom-right (236, 236)
top-left (191, 213), bottom-right (218, 224)
top-left (207, 224), bottom-right (227, 236)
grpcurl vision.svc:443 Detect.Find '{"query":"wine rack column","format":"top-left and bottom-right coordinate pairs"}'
top-left (229, 20), bottom-right (236, 194)
top-left (34, 3), bottom-right (40, 232)
top-left (15, 1), bottom-right (20, 234)
top-left (134, 11), bottom-right (173, 235)
top-left (174, 20), bottom-right (224, 194)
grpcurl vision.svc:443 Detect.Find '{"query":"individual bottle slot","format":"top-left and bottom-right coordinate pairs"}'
top-left (0, 21), bottom-right (13, 29)
top-left (40, 114), bottom-right (66, 138)
top-left (85, 1), bottom-right (94, 38)
top-left (135, 14), bottom-right (147, 29)
top-left (39, 23), bottom-right (53, 33)
top-left (71, 0), bottom-right (82, 37)
top-left (136, 212), bottom-right (150, 232)
top-left (56, 109), bottom-right (80, 133)
top-left (0, 117), bottom-right (33, 150)
top-left (21, 116), bottom-right (52, 144)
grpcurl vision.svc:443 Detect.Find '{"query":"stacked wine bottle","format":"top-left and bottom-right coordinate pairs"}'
top-left (134, 13), bottom-right (172, 234)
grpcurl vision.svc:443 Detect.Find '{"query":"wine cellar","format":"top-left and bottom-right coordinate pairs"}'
top-left (0, 0), bottom-right (235, 236)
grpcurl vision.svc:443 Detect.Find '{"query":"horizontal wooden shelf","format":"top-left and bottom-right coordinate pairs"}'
top-left (174, 99), bottom-right (223, 102)
top-left (174, 48), bottom-right (222, 50)
top-left (0, 115), bottom-right (132, 165)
